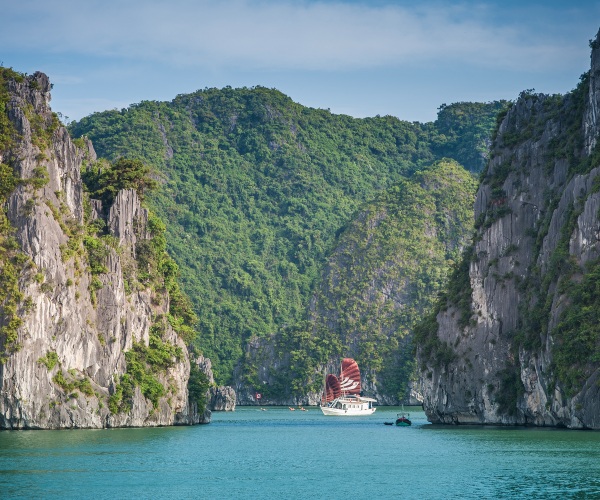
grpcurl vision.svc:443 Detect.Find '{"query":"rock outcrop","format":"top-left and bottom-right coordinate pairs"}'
top-left (417, 29), bottom-right (600, 428)
top-left (0, 70), bottom-right (203, 428)
top-left (195, 355), bottom-right (236, 411)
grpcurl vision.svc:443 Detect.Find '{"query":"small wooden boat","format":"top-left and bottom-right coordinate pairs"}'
top-left (395, 414), bottom-right (411, 426)
top-left (384, 409), bottom-right (412, 426)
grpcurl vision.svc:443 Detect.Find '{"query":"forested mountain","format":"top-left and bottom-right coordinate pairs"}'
top-left (433, 101), bottom-right (508, 172)
top-left (69, 88), bottom-right (506, 399)
top-left (310, 159), bottom-right (477, 402)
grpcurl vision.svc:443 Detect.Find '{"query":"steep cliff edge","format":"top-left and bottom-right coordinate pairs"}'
top-left (416, 30), bottom-right (600, 428)
top-left (0, 69), bottom-right (206, 428)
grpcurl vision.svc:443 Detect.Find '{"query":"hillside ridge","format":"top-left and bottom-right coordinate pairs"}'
top-left (69, 84), bottom-right (505, 402)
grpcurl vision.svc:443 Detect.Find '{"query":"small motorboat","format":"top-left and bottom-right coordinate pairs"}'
top-left (383, 410), bottom-right (412, 426)
top-left (395, 413), bottom-right (411, 426)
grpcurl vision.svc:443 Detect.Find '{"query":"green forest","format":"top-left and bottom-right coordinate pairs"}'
top-left (310, 159), bottom-right (477, 400)
top-left (69, 87), bottom-right (507, 397)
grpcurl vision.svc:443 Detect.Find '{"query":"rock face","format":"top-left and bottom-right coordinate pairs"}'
top-left (417, 30), bottom-right (600, 428)
top-left (195, 355), bottom-right (236, 411)
top-left (0, 71), bottom-right (203, 428)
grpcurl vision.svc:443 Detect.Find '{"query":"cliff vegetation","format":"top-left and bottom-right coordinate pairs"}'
top-left (0, 68), bottom-right (204, 428)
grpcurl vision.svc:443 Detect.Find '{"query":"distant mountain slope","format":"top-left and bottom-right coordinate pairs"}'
top-left (433, 101), bottom-right (509, 172)
top-left (69, 87), bottom-right (504, 396)
top-left (313, 159), bottom-right (477, 403)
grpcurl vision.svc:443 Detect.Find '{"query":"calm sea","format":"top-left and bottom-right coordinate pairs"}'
top-left (1, 406), bottom-right (599, 499)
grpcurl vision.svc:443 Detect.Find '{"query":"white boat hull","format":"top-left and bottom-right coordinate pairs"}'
top-left (320, 396), bottom-right (377, 416)
top-left (321, 406), bottom-right (376, 416)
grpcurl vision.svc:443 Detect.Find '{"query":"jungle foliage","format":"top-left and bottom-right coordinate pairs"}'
top-left (82, 157), bottom-right (158, 206)
top-left (433, 101), bottom-right (509, 172)
top-left (312, 159), bottom-right (477, 399)
top-left (108, 319), bottom-right (184, 414)
top-left (69, 86), bottom-right (504, 391)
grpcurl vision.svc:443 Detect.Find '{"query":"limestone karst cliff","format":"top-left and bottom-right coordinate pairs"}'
top-left (195, 355), bottom-right (236, 411)
top-left (0, 69), bottom-right (208, 428)
top-left (416, 29), bottom-right (600, 428)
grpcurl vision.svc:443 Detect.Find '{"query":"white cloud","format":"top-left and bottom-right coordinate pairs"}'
top-left (1, 0), bottom-right (591, 72)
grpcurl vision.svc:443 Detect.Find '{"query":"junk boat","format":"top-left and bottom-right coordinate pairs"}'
top-left (320, 358), bottom-right (377, 416)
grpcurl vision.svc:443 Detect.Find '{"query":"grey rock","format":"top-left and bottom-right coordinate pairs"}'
top-left (210, 386), bottom-right (237, 411)
top-left (417, 30), bottom-right (600, 429)
top-left (194, 355), bottom-right (236, 411)
top-left (0, 71), bottom-right (204, 428)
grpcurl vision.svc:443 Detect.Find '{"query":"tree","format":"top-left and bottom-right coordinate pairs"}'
top-left (83, 157), bottom-right (158, 205)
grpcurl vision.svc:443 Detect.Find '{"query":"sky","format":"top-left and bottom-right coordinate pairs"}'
top-left (2, 0), bottom-right (599, 124)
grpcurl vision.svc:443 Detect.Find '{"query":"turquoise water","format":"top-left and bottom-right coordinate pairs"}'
top-left (1, 406), bottom-right (600, 499)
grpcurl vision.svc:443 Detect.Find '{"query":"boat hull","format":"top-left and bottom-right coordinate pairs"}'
top-left (320, 396), bottom-right (377, 416)
top-left (321, 406), bottom-right (376, 416)
top-left (395, 412), bottom-right (412, 426)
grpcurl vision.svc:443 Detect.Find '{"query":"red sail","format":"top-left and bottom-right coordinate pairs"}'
top-left (323, 358), bottom-right (362, 404)
top-left (324, 374), bottom-right (341, 402)
top-left (339, 358), bottom-right (361, 395)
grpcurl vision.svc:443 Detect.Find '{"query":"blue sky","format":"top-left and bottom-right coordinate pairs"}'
top-left (2, 0), bottom-right (599, 123)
